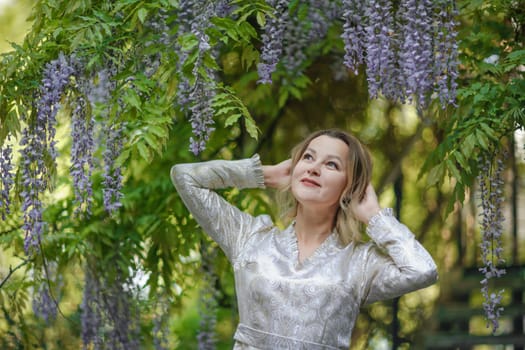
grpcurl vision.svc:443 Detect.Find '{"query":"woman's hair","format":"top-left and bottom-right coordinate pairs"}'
top-left (279, 129), bottom-right (373, 245)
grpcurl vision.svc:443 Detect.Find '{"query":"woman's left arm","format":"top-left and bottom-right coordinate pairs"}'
top-left (352, 185), bottom-right (438, 305)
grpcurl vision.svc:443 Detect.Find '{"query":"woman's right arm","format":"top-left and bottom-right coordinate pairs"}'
top-left (170, 154), bottom-right (271, 261)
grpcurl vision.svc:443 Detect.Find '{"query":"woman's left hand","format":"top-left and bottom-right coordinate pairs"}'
top-left (351, 184), bottom-right (382, 224)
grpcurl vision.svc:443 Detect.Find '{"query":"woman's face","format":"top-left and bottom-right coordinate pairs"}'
top-left (291, 135), bottom-right (349, 211)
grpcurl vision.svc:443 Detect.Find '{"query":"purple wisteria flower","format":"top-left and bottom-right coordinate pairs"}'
top-left (434, 0), bottom-right (459, 107)
top-left (102, 123), bottom-right (125, 215)
top-left (38, 53), bottom-right (77, 163)
top-left (340, 0), bottom-right (458, 106)
top-left (282, 1), bottom-right (341, 74)
top-left (0, 139), bottom-right (14, 220)
top-left (398, 0), bottom-right (435, 107)
top-left (81, 265), bottom-right (140, 349)
top-left (197, 244), bottom-right (219, 350)
top-left (341, 0), bottom-right (366, 75)
top-left (70, 95), bottom-right (95, 217)
top-left (189, 79), bottom-right (216, 155)
top-left (152, 296), bottom-right (171, 350)
top-left (81, 265), bottom-right (103, 349)
top-left (176, 1), bottom-right (227, 155)
top-left (86, 68), bottom-right (116, 113)
top-left (257, 0), bottom-right (290, 84)
top-left (477, 155), bottom-right (506, 334)
top-left (363, 0), bottom-right (398, 100)
top-left (32, 262), bottom-right (61, 324)
top-left (19, 52), bottom-right (76, 254)
top-left (32, 281), bottom-right (58, 323)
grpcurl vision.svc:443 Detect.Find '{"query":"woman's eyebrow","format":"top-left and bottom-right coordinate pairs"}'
top-left (305, 147), bottom-right (317, 154)
top-left (326, 155), bottom-right (343, 163)
top-left (307, 148), bottom-right (343, 163)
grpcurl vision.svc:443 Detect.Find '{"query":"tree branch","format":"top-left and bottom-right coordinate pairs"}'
top-left (0, 259), bottom-right (30, 290)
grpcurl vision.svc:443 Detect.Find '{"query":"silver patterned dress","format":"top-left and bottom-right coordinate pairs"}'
top-left (171, 154), bottom-right (438, 350)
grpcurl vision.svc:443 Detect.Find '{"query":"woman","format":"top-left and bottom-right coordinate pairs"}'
top-left (171, 129), bottom-right (438, 349)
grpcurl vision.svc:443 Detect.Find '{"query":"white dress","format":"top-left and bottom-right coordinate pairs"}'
top-left (171, 154), bottom-right (438, 350)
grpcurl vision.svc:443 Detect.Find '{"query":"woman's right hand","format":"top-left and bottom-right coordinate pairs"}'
top-left (262, 159), bottom-right (292, 189)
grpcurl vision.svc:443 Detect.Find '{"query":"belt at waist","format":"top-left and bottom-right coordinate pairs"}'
top-left (233, 323), bottom-right (341, 350)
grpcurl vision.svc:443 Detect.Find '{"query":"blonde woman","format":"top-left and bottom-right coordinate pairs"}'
top-left (171, 129), bottom-right (438, 349)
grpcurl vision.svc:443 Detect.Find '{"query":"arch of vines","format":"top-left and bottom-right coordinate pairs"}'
top-left (0, 0), bottom-right (522, 348)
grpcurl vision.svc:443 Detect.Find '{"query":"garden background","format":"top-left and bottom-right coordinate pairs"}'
top-left (0, 0), bottom-right (524, 349)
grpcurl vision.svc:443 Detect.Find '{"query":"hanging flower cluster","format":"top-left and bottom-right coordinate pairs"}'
top-left (341, 0), bottom-right (458, 107)
top-left (197, 244), bottom-right (219, 350)
top-left (152, 295), bottom-right (171, 350)
top-left (19, 53), bottom-right (77, 254)
top-left (81, 264), bottom-right (140, 350)
top-left (102, 123), bottom-right (125, 215)
top-left (434, 0), bottom-right (459, 106)
top-left (477, 155), bottom-right (506, 334)
top-left (32, 262), bottom-right (61, 324)
top-left (70, 94), bottom-right (95, 217)
top-left (282, 1), bottom-right (340, 73)
top-left (258, 0), bottom-right (290, 83)
top-left (341, 0), bottom-right (365, 75)
top-left (176, 0), bottom-right (231, 155)
top-left (0, 139), bottom-right (14, 220)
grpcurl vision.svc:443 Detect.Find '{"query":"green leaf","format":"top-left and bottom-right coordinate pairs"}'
top-left (446, 159), bottom-right (462, 182)
top-left (137, 8), bottom-right (148, 23)
top-left (224, 114), bottom-right (241, 127)
top-left (475, 130), bottom-right (489, 150)
top-left (244, 115), bottom-right (258, 140)
top-left (426, 163), bottom-right (445, 187)
top-left (256, 11), bottom-right (266, 27)
top-left (137, 141), bottom-right (152, 162)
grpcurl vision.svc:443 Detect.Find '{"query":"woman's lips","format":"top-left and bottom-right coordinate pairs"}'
top-left (301, 178), bottom-right (321, 187)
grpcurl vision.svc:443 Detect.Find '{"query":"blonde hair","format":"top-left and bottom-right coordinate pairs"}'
top-left (279, 129), bottom-right (373, 245)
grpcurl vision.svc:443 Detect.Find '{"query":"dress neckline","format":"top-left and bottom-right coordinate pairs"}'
top-left (285, 221), bottom-right (338, 267)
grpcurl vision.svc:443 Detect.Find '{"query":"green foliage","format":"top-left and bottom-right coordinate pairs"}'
top-left (421, 0), bottom-right (525, 213)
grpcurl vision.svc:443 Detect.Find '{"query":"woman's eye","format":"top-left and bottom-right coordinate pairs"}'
top-left (303, 153), bottom-right (313, 160)
top-left (326, 161), bottom-right (339, 170)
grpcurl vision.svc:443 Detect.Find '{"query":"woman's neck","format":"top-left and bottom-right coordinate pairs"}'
top-left (294, 204), bottom-right (337, 244)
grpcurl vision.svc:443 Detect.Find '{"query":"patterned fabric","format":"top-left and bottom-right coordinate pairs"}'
top-left (171, 155), bottom-right (438, 350)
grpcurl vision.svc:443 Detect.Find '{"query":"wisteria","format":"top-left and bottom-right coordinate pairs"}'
top-left (80, 266), bottom-right (103, 349)
top-left (0, 0), bottom-right (469, 346)
top-left (32, 281), bottom-right (58, 323)
top-left (19, 53), bottom-right (76, 254)
top-left (397, 0), bottom-right (435, 106)
top-left (32, 263), bottom-right (60, 324)
top-left (70, 95), bottom-right (95, 217)
top-left (81, 264), bottom-right (140, 350)
top-left (197, 244), bottom-right (219, 350)
top-left (477, 155), bottom-right (506, 334)
top-left (175, 1), bottom-right (230, 154)
top-left (363, 0), bottom-right (398, 100)
top-left (152, 296), bottom-right (171, 350)
top-left (339, 0), bottom-right (459, 106)
top-left (341, 0), bottom-right (365, 75)
top-left (282, 2), bottom-right (340, 73)
top-left (0, 139), bottom-right (14, 220)
top-left (86, 68), bottom-right (116, 115)
top-left (102, 123), bottom-right (125, 215)
top-left (257, 0), bottom-right (290, 83)
top-left (434, 0), bottom-right (459, 107)
top-left (144, 10), bottom-right (171, 78)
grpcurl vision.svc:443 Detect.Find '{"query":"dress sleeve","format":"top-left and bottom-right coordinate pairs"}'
top-left (170, 154), bottom-right (272, 262)
top-left (360, 208), bottom-right (438, 305)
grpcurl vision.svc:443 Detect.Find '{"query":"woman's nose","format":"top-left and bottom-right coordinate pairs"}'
top-left (307, 163), bottom-right (320, 176)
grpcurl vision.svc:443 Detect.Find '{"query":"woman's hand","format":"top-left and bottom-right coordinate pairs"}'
top-left (263, 159), bottom-right (292, 189)
top-left (351, 183), bottom-right (382, 224)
